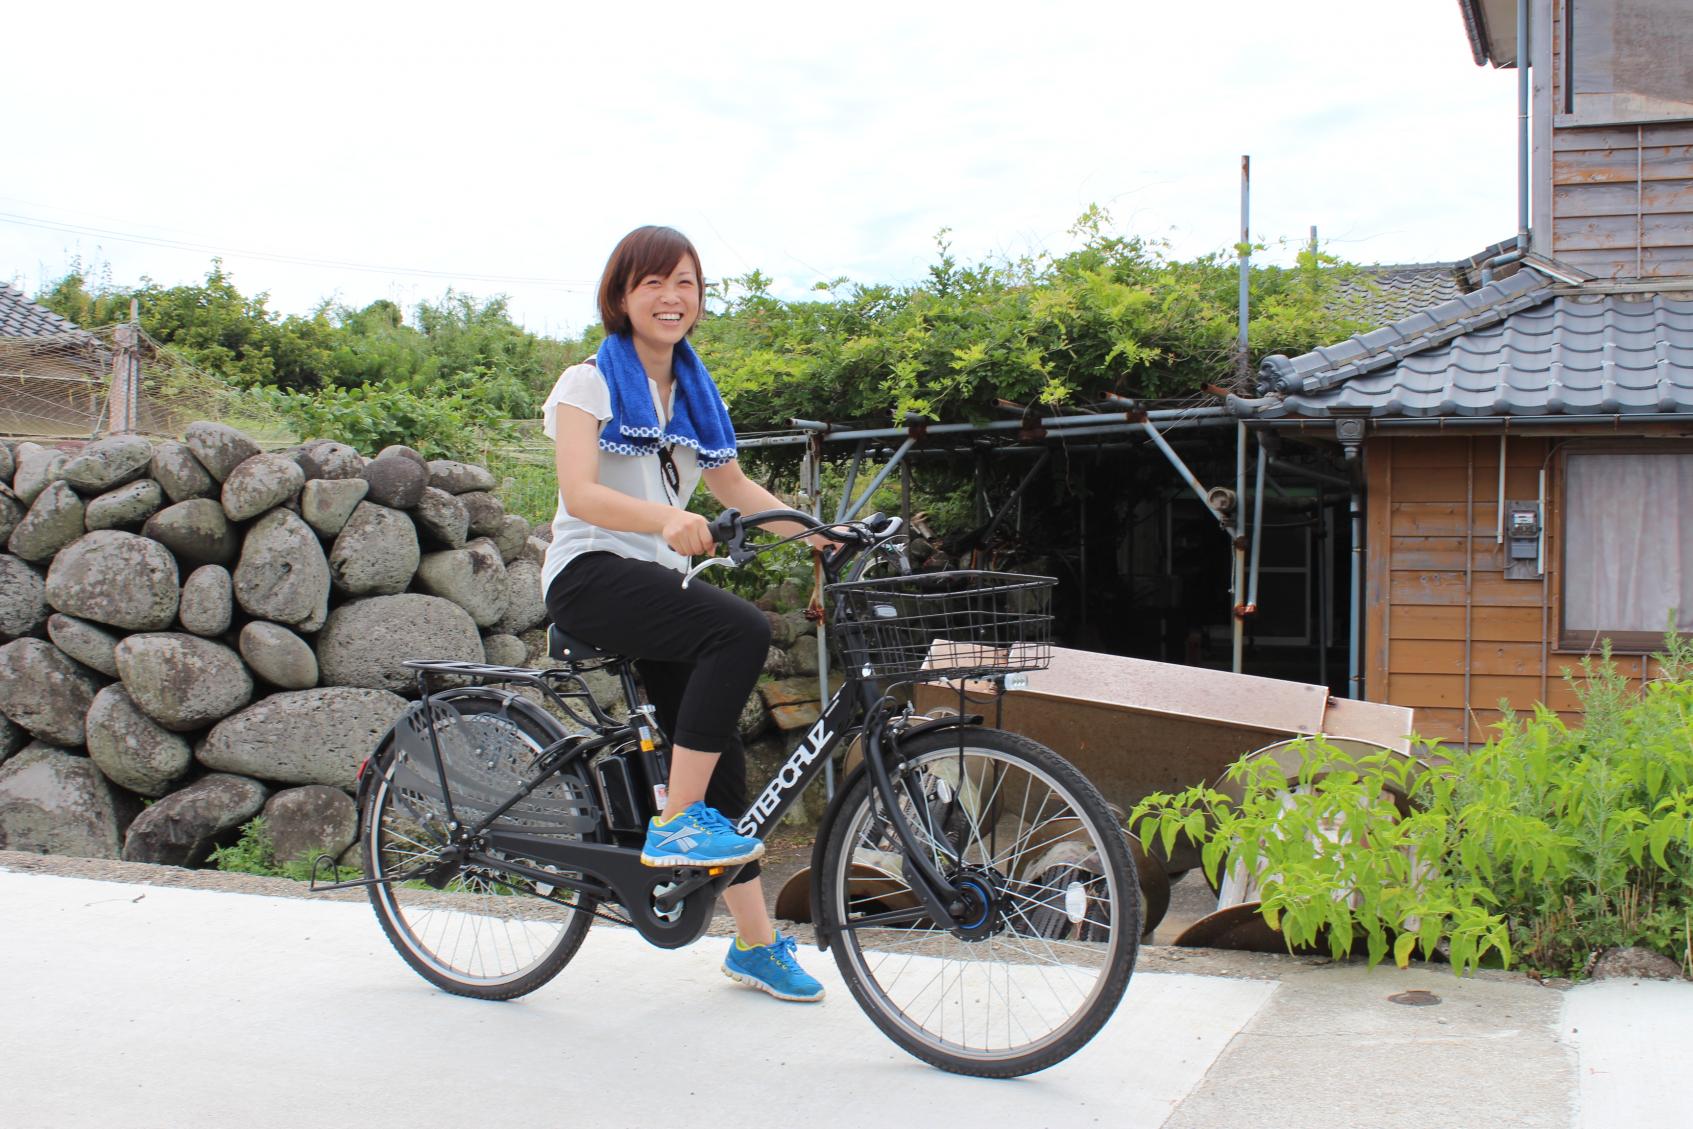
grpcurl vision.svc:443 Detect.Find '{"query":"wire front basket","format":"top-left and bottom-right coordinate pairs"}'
top-left (827, 570), bottom-right (1055, 682)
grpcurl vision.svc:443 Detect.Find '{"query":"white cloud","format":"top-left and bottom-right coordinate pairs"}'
top-left (1, 0), bottom-right (1520, 336)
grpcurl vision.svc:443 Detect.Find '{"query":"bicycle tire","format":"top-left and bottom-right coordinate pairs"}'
top-left (363, 690), bottom-right (598, 1001)
top-left (818, 726), bottom-right (1140, 1077)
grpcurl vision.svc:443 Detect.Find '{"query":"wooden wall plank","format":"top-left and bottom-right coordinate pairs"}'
top-left (1553, 212), bottom-right (1693, 252)
top-left (1557, 246), bottom-right (1693, 277)
top-left (1552, 123), bottom-right (1693, 150)
top-left (1390, 571), bottom-right (1545, 606)
top-left (1554, 178), bottom-right (1693, 218)
top-left (1392, 501), bottom-right (1506, 537)
top-left (1391, 605), bottom-right (1545, 642)
top-left (1553, 145), bottom-right (1693, 185)
top-left (1390, 536), bottom-right (1508, 571)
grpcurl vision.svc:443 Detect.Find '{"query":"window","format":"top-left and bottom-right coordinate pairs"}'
top-left (1565, 0), bottom-right (1693, 123)
top-left (1561, 450), bottom-right (1693, 650)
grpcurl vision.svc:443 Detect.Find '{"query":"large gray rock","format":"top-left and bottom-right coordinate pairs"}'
top-left (263, 785), bottom-right (358, 866)
top-left (481, 633), bottom-right (528, 667)
top-left (377, 444), bottom-right (428, 470)
top-left (361, 455), bottom-right (426, 510)
top-left (234, 508), bottom-right (331, 627)
top-left (0, 554), bottom-right (47, 640)
top-left (414, 538), bottom-right (509, 627)
top-left (426, 459), bottom-right (497, 495)
top-left (239, 621), bottom-right (318, 689)
top-left (0, 746), bottom-right (137, 859)
top-left (413, 486), bottom-right (469, 548)
top-left (294, 440), bottom-right (364, 481)
top-left (84, 684), bottom-right (193, 796)
top-left (143, 498), bottom-right (239, 566)
top-left (494, 558), bottom-right (547, 635)
top-left (179, 565), bottom-right (234, 636)
top-left (45, 614), bottom-right (122, 677)
top-left (183, 421), bottom-right (260, 482)
top-left (84, 479), bottom-right (165, 531)
top-left (458, 491), bottom-right (506, 539)
top-left (121, 773), bottom-right (268, 867)
top-left (199, 686), bottom-right (408, 785)
top-left (8, 480), bottom-right (86, 561)
top-left (300, 477), bottom-right (368, 537)
top-left (150, 441), bottom-right (215, 503)
top-left (12, 443), bottom-right (68, 505)
top-left (328, 502), bottom-right (419, 596)
top-left (45, 530), bottom-right (180, 631)
top-left (0, 638), bottom-right (103, 746)
top-left (493, 514), bottom-right (530, 563)
top-left (114, 633), bottom-right (253, 732)
top-left (317, 595), bottom-right (483, 692)
top-left (0, 487), bottom-right (22, 545)
top-left (518, 535), bottom-right (549, 567)
top-left (61, 435), bottom-right (153, 493)
top-left (221, 452), bottom-right (305, 522)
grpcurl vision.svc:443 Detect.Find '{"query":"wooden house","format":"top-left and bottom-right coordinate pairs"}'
top-left (1237, 0), bottom-right (1693, 744)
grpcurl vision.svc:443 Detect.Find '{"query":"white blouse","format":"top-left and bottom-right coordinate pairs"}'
top-left (539, 362), bottom-right (703, 594)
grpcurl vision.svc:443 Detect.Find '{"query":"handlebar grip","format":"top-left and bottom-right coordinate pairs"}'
top-left (708, 508), bottom-right (743, 545)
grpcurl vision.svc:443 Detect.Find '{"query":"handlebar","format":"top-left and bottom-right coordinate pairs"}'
top-left (681, 508), bottom-right (904, 589)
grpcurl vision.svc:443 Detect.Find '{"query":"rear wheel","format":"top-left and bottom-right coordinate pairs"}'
top-left (819, 726), bottom-right (1140, 1077)
top-left (362, 692), bottom-right (597, 1000)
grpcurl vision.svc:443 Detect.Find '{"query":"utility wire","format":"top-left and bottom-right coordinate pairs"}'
top-left (0, 209), bottom-right (595, 290)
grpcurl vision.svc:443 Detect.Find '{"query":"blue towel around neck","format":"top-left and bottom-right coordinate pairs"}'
top-left (592, 331), bottom-right (737, 469)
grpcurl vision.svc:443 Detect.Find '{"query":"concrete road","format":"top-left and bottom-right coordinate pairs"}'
top-left (1, 864), bottom-right (1689, 1128)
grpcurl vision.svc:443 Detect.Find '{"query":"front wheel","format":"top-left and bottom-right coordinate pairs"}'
top-left (818, 726), bottom-right (1140, 1077)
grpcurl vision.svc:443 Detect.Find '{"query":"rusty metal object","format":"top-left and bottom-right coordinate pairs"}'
top-left (1171, 902), bottom-right (1323, 954)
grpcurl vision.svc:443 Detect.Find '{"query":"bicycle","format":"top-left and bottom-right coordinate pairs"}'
top-left (313, 507), bottom-right (1140, 1078)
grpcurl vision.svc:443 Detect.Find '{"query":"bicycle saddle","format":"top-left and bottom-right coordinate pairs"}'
top-left (547, 623), bottom-right (610, 662)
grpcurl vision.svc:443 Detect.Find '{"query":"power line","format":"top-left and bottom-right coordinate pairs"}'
top-left (0, 209), bottom-right (596, 290)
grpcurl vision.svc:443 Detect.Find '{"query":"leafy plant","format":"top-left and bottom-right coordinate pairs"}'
top-left (210, 818), bottom-right (360, 883)
top-left (1132, 631), bottom-right (1693, 978)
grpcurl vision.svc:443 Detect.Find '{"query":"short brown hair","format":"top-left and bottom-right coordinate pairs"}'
top-left (596, 226), bottom-right (705, 336)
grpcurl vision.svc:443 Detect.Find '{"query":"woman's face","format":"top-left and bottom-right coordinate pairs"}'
top-left (623, 255), bottom-right (701, 354)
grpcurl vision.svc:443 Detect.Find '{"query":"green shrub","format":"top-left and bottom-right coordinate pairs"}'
top-left (1132, 633), bottom-right (1693, 978)
top-left (209, 818), bottom-right (360, 884)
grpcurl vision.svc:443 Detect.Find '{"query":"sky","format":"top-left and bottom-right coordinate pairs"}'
top-left (1, 1), bottom-right (1522, 339)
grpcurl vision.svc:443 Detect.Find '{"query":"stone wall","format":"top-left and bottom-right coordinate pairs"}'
top-left (0, 423), bottom-right (552, 867)
top-left (0, 423), bottom-right (828, 869)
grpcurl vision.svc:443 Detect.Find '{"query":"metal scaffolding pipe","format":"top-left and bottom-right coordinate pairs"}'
top-left (1346, 448), bottom-right (1364, 699)
top-left (1266, 457), bottom-right (1351, 490)
top-left (1140, 420), bottom-right (1232, 528)
top-left (840, 436), bottom-right (917, 521)
top-left (1232, 421), bottom-right (1247, 673)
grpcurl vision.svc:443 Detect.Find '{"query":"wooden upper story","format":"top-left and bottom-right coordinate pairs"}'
top-left (1468, 1), bottom-right (1693, 280)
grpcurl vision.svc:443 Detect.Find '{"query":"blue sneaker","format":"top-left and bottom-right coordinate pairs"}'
top-left (723, 933), bottom-right (825, 1002)
top-left (640, 802), bottom-right (765, 868)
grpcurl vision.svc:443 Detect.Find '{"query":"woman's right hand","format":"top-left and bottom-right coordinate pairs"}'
top-left (662, 510), bottom-right (716, 557)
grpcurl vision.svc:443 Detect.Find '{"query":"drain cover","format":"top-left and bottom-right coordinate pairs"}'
top-left (1388, 989), bottom-right (1441, 1006)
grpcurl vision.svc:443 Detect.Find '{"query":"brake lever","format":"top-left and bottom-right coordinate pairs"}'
top-left (680, 557), bottom-right (735, 589)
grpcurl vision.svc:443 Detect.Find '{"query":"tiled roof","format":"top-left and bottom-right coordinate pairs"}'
top-left (1331, 264), bottom-right (1467, 327)
top-left (0, 282), bottom-right (89, 339)
top-left (1265, 280), bottom-right (1693, 418)
top-left (1260, 269), bottom-right (1555, 399)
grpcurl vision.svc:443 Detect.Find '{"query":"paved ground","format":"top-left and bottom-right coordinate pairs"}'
top-left (2, 856), bottom-right (1689, 1128)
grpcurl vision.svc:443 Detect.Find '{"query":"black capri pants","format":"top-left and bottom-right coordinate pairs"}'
top-left (544, 551), bottom-right (772, 884)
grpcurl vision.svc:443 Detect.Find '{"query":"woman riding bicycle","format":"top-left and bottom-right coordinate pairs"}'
top-left (541, 225), bottom-right (830, 1002)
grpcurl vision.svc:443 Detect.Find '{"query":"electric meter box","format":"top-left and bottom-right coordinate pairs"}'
top-left (1504, 500), bottom-right (1542, 580)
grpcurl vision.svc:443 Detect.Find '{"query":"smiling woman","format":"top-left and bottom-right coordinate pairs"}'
top-left (538, 224), bottom-right (839, 1004)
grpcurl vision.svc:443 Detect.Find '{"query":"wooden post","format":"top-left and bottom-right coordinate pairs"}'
top-left (106, 300), bottom-right (140, 435)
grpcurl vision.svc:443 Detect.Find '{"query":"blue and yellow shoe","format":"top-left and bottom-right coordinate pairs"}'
top-left (723, 933), bottom-right (826, 1002)
top-left (640, 802), bottom-right (765, 868)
